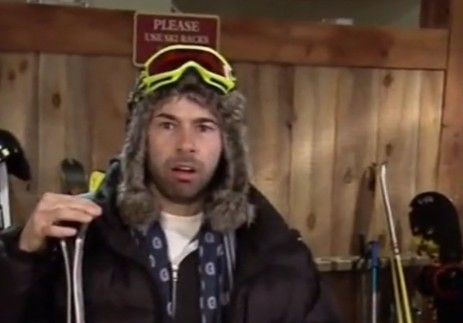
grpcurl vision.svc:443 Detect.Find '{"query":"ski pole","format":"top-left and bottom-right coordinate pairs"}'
top-left (0, 162), bottom-right (11, 230)
top-left (378, 163), bottom-right (413, 323)
top-left (391, 255), bottom-right (404, 323)
top-left (370, 241), bottom-right (380, 323)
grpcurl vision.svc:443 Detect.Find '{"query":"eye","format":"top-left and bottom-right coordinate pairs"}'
top-left (198, 123), bottom-right (217, 133)
top-left (158, 122), bottom-right (175, 130)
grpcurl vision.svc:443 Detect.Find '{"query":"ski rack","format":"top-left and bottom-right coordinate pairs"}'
top-left (314, 254), bottom-right (431, 272)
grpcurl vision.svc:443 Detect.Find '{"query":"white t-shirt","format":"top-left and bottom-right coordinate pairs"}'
top-left (159, 211), bottom-right (203, 267)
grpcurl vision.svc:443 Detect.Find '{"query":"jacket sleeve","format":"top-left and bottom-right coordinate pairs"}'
top-left (290, 234), bottom-right (342, 323)
top-left (304, 279), bottom-right (342, 323)
top-left (0, 226), bottom-right (58, 323)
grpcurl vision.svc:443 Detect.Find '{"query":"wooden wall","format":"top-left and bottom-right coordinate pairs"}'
top-left (235, 64), bottom-right (443, 257)
top-left (0, 53), bottom-right (444, 257)
top-left (0, 53), bottom-right (136, 222)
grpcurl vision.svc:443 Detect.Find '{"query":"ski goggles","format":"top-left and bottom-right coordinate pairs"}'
top-left (139, 44), bottom-right (236, 95)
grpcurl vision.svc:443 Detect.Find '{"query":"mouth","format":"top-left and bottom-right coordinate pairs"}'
top-left (171, 164), bottom-right (198, 183)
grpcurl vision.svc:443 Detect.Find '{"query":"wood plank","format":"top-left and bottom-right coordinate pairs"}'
top-left (391, 71), bottom-right (421, 252)
top-left (0, 53), bottom-right (38, 224)
top-left (438, 0), bottom-right (463, 232)
top-left (0, 3), bottom-right (133, 56)
top-left (37, 54), bottom-right (91, 196)
top-left (375, 70), bottom-right (422, 252)
top-left (37, 54), bottom-right (69, 194)
top-left (331, 69), bottom-right (379, 256)
top-left (234, 63), bottom-right (292, 218)
top-left (289, 66), bottom-right (336, 256)
top-left (222, 19), bottom-right (448, 69)
top-left (416, 71), bottom-right (444, 193)
top-left (0, 3), bottom-right (449, 69)
top-left (64, 56), bottom-right (91, 174)
top-left (351, 71), bottom-right (383, 255)
top-left (85, 57), bottom-right (136, 171)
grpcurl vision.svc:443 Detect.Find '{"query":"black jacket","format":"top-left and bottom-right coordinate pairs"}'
top-left (0, 168), bottom-right (339, 323)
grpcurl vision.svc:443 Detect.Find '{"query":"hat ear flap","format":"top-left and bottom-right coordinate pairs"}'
top-left (117, 99), bottom-right (159, 225)
top-left (204, 91), bottom-right (254, 232)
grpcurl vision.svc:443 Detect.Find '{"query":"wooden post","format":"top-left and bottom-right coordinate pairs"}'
top-left (438, 0), bottom-right (463, 230)
top-left (420, 0), bottom-right (450, 28)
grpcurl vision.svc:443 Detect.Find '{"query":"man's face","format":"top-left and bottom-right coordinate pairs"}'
top-left (147, 96), bottom-right (223, 205)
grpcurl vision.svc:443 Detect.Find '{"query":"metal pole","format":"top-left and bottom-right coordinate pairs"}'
top-left (378, 163), bottom-right (413, 323)
top-left (0, 162), bottom-right (11, 229)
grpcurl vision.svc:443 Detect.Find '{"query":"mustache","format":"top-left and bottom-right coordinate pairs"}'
top-left (166, 154), bottom-right (203, 169)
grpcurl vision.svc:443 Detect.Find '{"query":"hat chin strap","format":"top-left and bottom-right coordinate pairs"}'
top-left (0, 162), bottom-right (11, 229)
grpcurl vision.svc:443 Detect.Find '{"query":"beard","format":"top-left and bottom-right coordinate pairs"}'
top-left (147, 155), bottom-right (215, 205)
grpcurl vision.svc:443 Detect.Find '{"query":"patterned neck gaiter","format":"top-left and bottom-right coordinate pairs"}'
top-left (135, 222), bottom-right (236, 323)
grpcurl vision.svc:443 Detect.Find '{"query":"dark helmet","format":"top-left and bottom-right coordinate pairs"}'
top-left (0, 129), bottom-right (31, 181)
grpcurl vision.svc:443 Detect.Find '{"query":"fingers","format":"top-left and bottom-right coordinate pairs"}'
top-left (35, 194), bottom-right (103, 232)
top-left (38, 193), bottom-right (102, 218)
top-left (19, 193), bottom-right (104, 252)
top-left (50, 208), bottom-right (95, 224)
top-left (42, 225), bottom-right (78, 239)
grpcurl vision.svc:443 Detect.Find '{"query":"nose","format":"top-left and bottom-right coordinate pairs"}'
top-left (176, 127), bottom-right (196, 154)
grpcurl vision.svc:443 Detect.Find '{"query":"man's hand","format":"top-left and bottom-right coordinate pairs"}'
top-left (19, 193), bottom-right (102, 253)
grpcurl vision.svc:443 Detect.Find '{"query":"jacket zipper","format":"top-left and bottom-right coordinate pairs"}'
top-left (171, 264), bottom-right (179, 317)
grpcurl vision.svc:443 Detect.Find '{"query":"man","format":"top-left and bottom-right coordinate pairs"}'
top-left (0, 45), bottom-right (339, 323)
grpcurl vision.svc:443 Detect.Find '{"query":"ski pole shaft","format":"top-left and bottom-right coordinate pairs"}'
top-left (391, 258), bottom-right (404, 323)
top-left (0, 162), bottom-right (11, 230)
top-left (379, 163), bottom-right (413, 323)
top-left (371, 241), bottom-right (380, 323)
